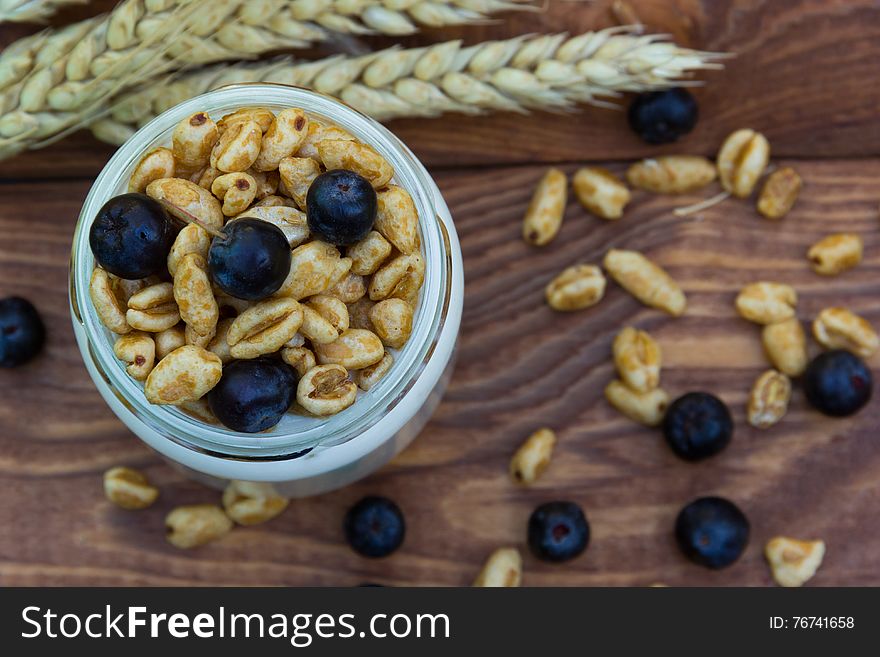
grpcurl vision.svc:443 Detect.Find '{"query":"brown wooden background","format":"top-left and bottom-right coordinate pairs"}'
top-left (1, 0), bottom-right (879, 586)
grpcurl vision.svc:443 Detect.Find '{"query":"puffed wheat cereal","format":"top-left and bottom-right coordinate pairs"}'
top-left (210, 119), bottom-right (262, 172)
top-left (375, 185), bottom-right (420, 254)
top-left (90, 268), bottom-right (131, 334)
top-left (735, 282), bottom-right (797, 325)
top-left (352, 351), bottom-right (394, 391)
top-left (807, 233), bottom-right (863, 276)
top-left (235, 205), bottom-right (309, 248)
top-left (509, 428), bottom-right (556, 485)
top-left (144, 345), bottom-right (222, 405)
top-left (317, 139), bottom-right (394, 189)
top-left (717, 129), bottom-right (770, 198)
top-left (155, 325), bottom-right (186, 361)
top-left (211, 172), bottom-right (257, 216)
top-left (314, 328), bottom-right (384, 370)
top-left (165, 504), bottom-right (233, 549)
top-left (369, 298), bottom-right (414, 349)
top-left (173, 253), bottom-right (219, 340)
top-left (146, 177), bottom-right (223, 230)
top-left (324, 271), bottom-right (367, 304)
top-left (545, 264), bottom-right (606, 311)
top-left (281, 346), bottom-right (317, 378)
top-left (278, 156), bottom-right (321, 209)
top-left (167, 223), bottom-right (211, 277)
top-left (300, 305), bottom-right (339, 345)
top-left (222, 480), bottom-right (289, 526)
top-left (522, 168), bottom-right (567, 246)
top-left (172, 112), bottom-right (218, 170)
top-left (605, 380), bottom-right (669, 427)
top-left (113, 331), bottom-right (156, 381)
top-left (613, 327), bottom-right (661, 393)
top-left (297, 364), bottom-right (358, 416)
top-left (306, 295), bottom-right (349, 335)
top-left (277, 241), bottom-right (342, 299)
top-left (603, 249), bottom-right (686, 316)
top-left (368, 253), bottom-right (425, 303)
top-left (218, 107), bottom-right (274, 134)
top-left (348, 231), bottom-right (393, 276)
top-left (252, 108), bottom-right (309, 172)
top-left (626, 155), bottom-right (716, 194)
top-left (227, 298), bottom-right (304, 360)
top-left (765, 537), bottom-right (825, 587)
top-left (473, 548), bottom-right (522, 587)
top-left (762, 318), bottom-right (808, 377)
top-left (126, 282), bottom-right (181, 332)
top-left (757, 167), bottom-right (802, 219)
top-left (96, 104), bottom-right (428, 431)
top-left (747, 369), bottom-right (791, 429)
top-left (812, 307), bottom-right (879, 358)
top-left (129, 147), bottom-right (175, 193)
top-left (104, 466), bottom-right (159, 510)
top-left (572, 167), bottom-right (630, 219)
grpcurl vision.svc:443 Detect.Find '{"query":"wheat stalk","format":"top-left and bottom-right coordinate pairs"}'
top-left (0, 0), bottom-right (537, 155)
top-left (93, 28), bottom-right (725, 144)
top-left (0, 0), bottom-right (86, 23)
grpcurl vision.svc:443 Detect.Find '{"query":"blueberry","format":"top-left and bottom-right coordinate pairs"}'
top-left (306, 169), bottom-right (377, 246)
top-left (804, 349), bottom-right (872, 417)
top-left (527, 501), bottom-right (590, 563)
top-left (207, 358), bottom-right (297, 433)
top-left (344, 496), bottom-right (405, 558)
top-left (0, 297), bottom-right (45, 368)
top-left (663, 392), bottom-right (733, 461)
top-left (208, 218), bottom-right (291, 301)
top-left (675, 496), bottom-right (749, 569)
top-left (89, 193), bottom-right (176, 279)
top-left (628, 88), bottom-right (698, 144)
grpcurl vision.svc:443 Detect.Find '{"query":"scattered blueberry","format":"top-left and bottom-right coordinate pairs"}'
top-left (307, 169), bottom-right (377, 246)
top-left (628, 88), bottom-right (698, 144)
top-left (89, 193), bottom-right (176, 279)
top-left (344, 496), bottom-right (405, 558)
top-left (527, 501), bottom-right (590, 563)
top-left (208, 218), bottom-right (291, 301)
top-left (0, 297), bottom-right (45, 368)
top-left (663, 392), bottom-right (733, 461)
top-left (675, 496), bottom-right (749, 569)
top-left (804, 349), bottom-right (873, 417)
top-left (207, 358), bottom-right (297, 433)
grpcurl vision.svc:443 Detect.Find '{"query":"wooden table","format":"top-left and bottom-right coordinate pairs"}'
top-left (1, 0), bottom-right (878, 586)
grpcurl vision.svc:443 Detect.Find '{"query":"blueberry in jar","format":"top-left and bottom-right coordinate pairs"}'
top-left (628, 88), bottom-right (698, 145)
top-left (675, 496), bottom-right (749, 569)
top-left (0, 297), bottom-right (45, 368)
top-left (306, 169), bottom-right (377, 246)
top-left (89, 193), bottom-right (176, 279)
top-left (207, 358), bottom-right (297, 433)
top-left (344, 496), bottom-right (405, 558)
top-left (527, 501), bottom-right (590, 563)
top-left (663, 392), bottom-right (733, 461)
top-left (804, 349), bottom-right (872, 417)
top-left (208, 218), bottom-right (291, 301)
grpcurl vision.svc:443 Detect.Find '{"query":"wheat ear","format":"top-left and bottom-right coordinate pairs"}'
top-left (0, 0), bottom-right (539, 154)
top-left (0, 0), bottom-right (86, 23)
top-left (0, 0), bottom-right (538, 95)
top-left (94, 28), bottom-right (726, 144)
top-left (0, 1), bottom-right (215, 158)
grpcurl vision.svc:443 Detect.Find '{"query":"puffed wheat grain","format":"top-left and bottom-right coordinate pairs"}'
top-left (522, 168), bottom-right (567, 246)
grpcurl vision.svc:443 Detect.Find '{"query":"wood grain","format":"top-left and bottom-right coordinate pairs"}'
top-left (1, 158), bottom-right (879, 586)
top-left (0, 0), bottom-right (879, 179)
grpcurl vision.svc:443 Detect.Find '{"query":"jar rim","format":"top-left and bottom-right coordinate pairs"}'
top-left (70, 83), bottom-right (452, 459)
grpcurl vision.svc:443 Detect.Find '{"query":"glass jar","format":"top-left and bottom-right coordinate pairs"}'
top-left (69, 84), bottom-right (463, 497)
